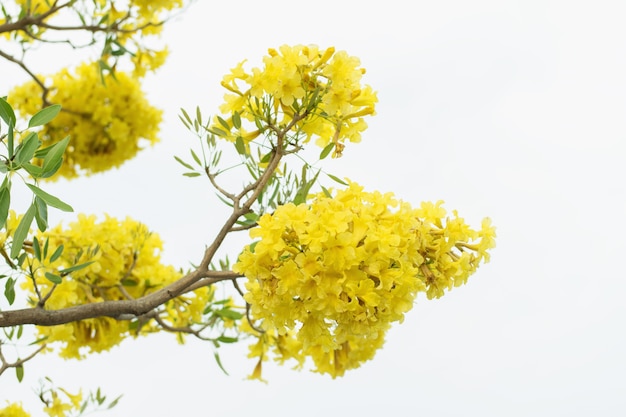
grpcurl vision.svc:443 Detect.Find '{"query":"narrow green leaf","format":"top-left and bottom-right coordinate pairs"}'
top-left (0, 186), bottom-right (10, 230)
top-left (28, 104), bottom-right (62, 128)
top-left (107, 395), bottom-right (123, 410)
top-left (0, 97), bottom-right (16, 126)
top-left (15, 132), bottom-right (41, 165)
top-left (208, 127), bottom-right (227, 137)
top-left (195, 106), bottom-right (203, 126)
top-left (321, 186), bottom-right (332, 198)
top-left (26, 184), bottom-right (73, 212)
top-left (4, 277), bottom-right (15, 305)
top-left (49, 244), bottom-right (64, 263)
top-left (16, 325), bottom-right (23, 339)
top-left (41, 136), bottom-right (70, 174)
top-left (44, 272), bottom-right (62, 284)
top-left (59, 261), bottom-right (94, 274)
top-left (33, 237), bottom-right (41, 261)
top-left (327, 173), bottom-right (348, 186)
top-left (21, 163), bottom-right (43, 178)
top-left (214, 352), bottom-right (229, 375)
top-left (216, 308), bottom-right (244, 320)
top-left (259, 152), bottom-right (272, 164)
top-left (217, 335), bottom-right (238, 343)
top-left (183, 172), bottom-right (201, 177)
top-left (15, 364), bottom-right (24, 382)
top-left (319, 142), bottom-right (335, 160)
top-left (174, 155), bottom-right (194, 170)
top-left (232, 111), bottom-right (241, 129)
top-left (190, 149), bottom-right (202, 166)
top-left (10, 203), bottom-right (35, 258)
top-left (216, 115), bottom-right (230, 131)
top-left (235, 136), bottom-right (246, 155)
top-left (33, 196), bottom-right (47, 231)
top-left (180, 108), bottom-right (192, 124)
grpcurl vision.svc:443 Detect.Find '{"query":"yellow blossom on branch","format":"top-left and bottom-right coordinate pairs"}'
top-left (19, 215), bottom-right (210, 358)
top-left (212, 44), bottom-right (378, 156)
top-left (234, 182), bottom-right (495, 378)
top-left (9, 62), bottom-right (162, 179)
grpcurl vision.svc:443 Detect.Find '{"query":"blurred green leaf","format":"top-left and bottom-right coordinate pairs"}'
top-left (59, 261), bottom-right (94, 274)
top-left (28, 104), bottom-right (61, 128)
top-left (174, 156), bottom-right (194, 170)
top-left (44, 272), bottom-right (62, 284)
top-left (49, 244), bottom-right (64, 263)
top-left (319, 142), bottom-right (334, 160)
top-left (327, 173), bottom-right (348, 186)
top-left (15, 364), bottom-right (24, 382)
top-left (15, 132), bottom-right (41, 166)
top-left (232, 111), bottom-right (241, 129)
top-left (0, 97), bottom-right (16, 126)
top-left (34, 196), bottom-right (48, 231)
top-left (4, 277), bottom-right (15, 305)
top-left (10, 203), bottom-right (35, 258)
top-left (235, 136), bottom-right (246, 155)
top-left (26, 184), bottom-right (73, 212)
top-left (0, 185), bottom-right (10, 230)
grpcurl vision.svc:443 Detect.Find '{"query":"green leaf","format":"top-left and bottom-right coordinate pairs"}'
top-left (327, 173), bottom-right (348, 186)
top-left (0, 97), bottom-right (16, 126)
top-left (26, 184), bottom-right (73, 212)
top-left (121, 279), bottom-right (137, 286)
top-left (28, 104), bottom-right (62, 128)
top-left (107, 395), bottom-right (123, 410)
top-left (232, 111), bottom-right (241, 129)
top-left (4, 277), bottom-right (15, 305)
top-left (180, 108), bottom-right (193, 126)
top-left (34, 196), bottom-right (48, 231)
top-left (319, 142), bottom-right (335, 160)
top-left (183, 172), bottom-right (201, 177)
top-left (174, 156), bottom-right (194, 170)
top-left (0, 186), bottom-right (10, 230)
top-left (41, 136), bottom-right (70, 176)
top-left (216, 115), bottom-right (230, 131)
top-left (33, 237), bottom-right (41, 261)
top-left (259, 152), bottom-right (272, 164)
top-left (217, 335), bottom-right (238, 343)
top-left (15, 364), bottom-right (24, 383)
top-left (235, 136), bottom-right (246, 155)
top-left (190, 149), bottom-right (202, 166)
top-left (208, 127), bottom-right (227, 138)
top-left (321, 186), bottom-right (332, 198)
top-left (44, 272), bottom-right (62, 284)
top-left (15, 132), bottom-right (41, 166)
top-left (21, 162), bottom-right (43, 178)
top-left (215, 308), bottom-right (244, 320)
top-left (214, 352), bottom-right (229, 376)
top-left (10, 203), bottom-right (35, 258)
top-left (49, 244), bottom-right (64, 263)
top-left (59, 261), bottom-right (94, 274)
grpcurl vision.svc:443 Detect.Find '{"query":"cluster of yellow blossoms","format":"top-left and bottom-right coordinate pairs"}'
top-left (9, 63), bottom-right (162, 179)
top-left (19, 215), bottom-right (210, 358)
top-left (216, 44), bottom-right (378, 156)
top-left (234, 182), bottom-right (496, 377)
top-left (0, 387), bottom-right (82, 417)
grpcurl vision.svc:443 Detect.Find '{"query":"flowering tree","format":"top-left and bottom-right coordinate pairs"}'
top-left (0, 1), bottom-right (496, 415)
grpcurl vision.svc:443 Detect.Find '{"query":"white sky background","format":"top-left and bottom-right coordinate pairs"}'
top-left (2, 0), bottom-right (626, 415)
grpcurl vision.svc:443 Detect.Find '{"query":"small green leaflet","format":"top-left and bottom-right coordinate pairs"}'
top-left (45, 272), bottom-right (62, 284)
top-left (319, 142), bottom-right (335, 160)
top-left (16, 364), bottom-right (24, 382)
top-left (327, 173), bottom-right (348, 185)
top-left (10, 203), bottom-right (35, 258)
top-left (28, 104), bottom-right (62, 128)
top-left (26, 184), bottom-right (73, 212)
top-left (4, 277), bottom-right (16, 305)
top-left (0, 97), bottom-right (16, 126)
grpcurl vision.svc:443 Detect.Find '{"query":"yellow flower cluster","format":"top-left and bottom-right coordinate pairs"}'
top-left (234, 182), bottom-right (495, 377)
top-left (20, 215), bottom-right (208, 358)
top-left (9, 62), bottom-right (162, 179)
top-left (0, 388), bottom-right (81, 417)
top-left (217, 45), bottom-right (378, 156)
top-left (0, 402), bottom-right (30, 417)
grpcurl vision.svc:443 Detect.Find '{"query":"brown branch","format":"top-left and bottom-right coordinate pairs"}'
top-left (0, 342), bottom-right (46, 377)
top-left (0, 107), bottom-right (309, 329)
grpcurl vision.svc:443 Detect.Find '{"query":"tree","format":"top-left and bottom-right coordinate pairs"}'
top-left (0, 1), bottom-right (496, 415)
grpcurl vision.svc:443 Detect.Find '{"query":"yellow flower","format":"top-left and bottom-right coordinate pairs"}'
top-left (235, 182), bottom-right (495, 377)
top-left (9, 62), bottom-right (162, 179)
top-left (0, 402), bottom-right (31, 417)
top-left (210, 45), bottom-right (377, 155)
